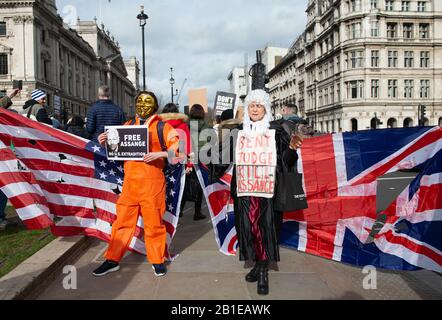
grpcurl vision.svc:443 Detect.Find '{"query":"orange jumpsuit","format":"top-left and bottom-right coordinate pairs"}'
top-left (105, 114), bottom-right (179, 264)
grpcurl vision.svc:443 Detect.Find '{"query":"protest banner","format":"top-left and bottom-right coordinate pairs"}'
top-left (105, 125), bottom-right (148, 161)
top-left (235, 130), bottom-right (277, 198)
top-left (214, 91), bottom-right (236, 117)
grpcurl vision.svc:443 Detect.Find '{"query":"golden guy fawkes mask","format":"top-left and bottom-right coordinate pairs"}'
top-left (136, 93), bottom-right (156, 119)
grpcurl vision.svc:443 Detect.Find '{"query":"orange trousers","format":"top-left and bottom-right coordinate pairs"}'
top-left (105, 177), bottom-right (167, 264)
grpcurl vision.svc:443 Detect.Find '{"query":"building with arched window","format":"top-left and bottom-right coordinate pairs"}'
top-left (268, 0), bottom-right (442, 132)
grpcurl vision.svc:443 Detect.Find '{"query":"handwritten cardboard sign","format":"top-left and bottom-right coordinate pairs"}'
top-left (235, 130), bottom-right (277, 198)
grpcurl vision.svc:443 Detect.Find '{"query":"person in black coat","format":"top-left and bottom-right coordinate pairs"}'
top-left (214, 89), bottom-right (303, 295)
top-left (66, 115), bottom-right (90, 139)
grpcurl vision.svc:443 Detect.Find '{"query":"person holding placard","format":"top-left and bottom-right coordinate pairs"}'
top-left (92, 91), bottom-right (180, 278)
top-left (222, 89), bottom-right (303, 295)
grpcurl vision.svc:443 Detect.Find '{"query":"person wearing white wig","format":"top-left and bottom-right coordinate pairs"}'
top-left (214, 89), bottom-right (303, 295)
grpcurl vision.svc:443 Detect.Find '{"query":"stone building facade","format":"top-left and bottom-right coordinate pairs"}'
top-left (0, 0), bottom-right (138, 121)
top-left (269, 0), bottom-right (442, 132)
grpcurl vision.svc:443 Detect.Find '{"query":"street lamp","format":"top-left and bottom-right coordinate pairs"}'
top-left (137, 5), bottom-right (148, 91)
top-left (169, 67), bottom-right (178, 104)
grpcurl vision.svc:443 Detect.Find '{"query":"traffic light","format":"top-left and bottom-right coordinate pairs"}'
top-left (421, 105), bottom-right (426, 117)
top-left (250, 50), bottom-right (267, 91)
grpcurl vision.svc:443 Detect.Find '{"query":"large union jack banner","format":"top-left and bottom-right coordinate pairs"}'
top-left (0, 109), bottom-right (185, 260)
top-left (198, 126), bottom-right (442, 272)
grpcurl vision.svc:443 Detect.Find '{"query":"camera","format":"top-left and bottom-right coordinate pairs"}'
top-left (12, 80), bottom-right (23, 91)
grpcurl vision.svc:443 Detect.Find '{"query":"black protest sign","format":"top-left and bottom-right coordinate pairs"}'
top-left (214, 91), bottom-right (236, 116)
top-left (105, 125), bottom-right (149, 161)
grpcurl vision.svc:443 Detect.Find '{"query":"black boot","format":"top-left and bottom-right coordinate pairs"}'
top-left (193, 211), bottom-right (206, 221)
top-left (257, 262), bottom-right (269, 295)
top-left (245, 262), bottom-right (259, 283)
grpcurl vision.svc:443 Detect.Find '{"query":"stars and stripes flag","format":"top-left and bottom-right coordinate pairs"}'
top-left (0, 108), bottom-right (185, 260)
top-left (197, 126), bottom-right (442, 272)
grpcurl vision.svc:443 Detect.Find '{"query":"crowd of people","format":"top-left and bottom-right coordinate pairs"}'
top-left (1, 84), bottom-right (310, 295)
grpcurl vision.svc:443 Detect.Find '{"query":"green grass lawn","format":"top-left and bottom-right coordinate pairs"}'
top-left (0, 206), bottom-right (55, 279)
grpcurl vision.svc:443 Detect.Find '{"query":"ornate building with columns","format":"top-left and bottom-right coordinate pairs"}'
top-left (269, 0), bottom-right (442, 132)
top-left (0, 0), bottom-right (138, 120)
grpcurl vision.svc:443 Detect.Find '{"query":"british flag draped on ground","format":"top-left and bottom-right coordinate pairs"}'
top-left (198, 126), bottom-right (442, 272)
top-left (0, 108), bottom-right (185, 260)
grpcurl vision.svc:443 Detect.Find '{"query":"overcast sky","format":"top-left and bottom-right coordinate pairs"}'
top-left (55, 0), bottom-right (307, 109)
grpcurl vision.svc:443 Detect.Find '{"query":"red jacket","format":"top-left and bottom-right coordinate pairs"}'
top-left (160, 113), bottom-right (193, 167)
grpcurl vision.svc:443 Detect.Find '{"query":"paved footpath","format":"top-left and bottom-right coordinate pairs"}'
top-left (37, 204), bottom-right (442, 300)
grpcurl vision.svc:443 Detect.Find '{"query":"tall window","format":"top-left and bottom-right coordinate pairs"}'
top-left (420, 24), bottom-right (429, 39)
top-left (404, 80), bottom-right (414, 98)
top-left (420, 80), bottom-right (430, 98)
top-left (336, 55), bottom-right (340, 72)
top-left (401, 1), bottom-right (410, 11)
top-left (348, 22), bottom-right (361, 39)
top-left (337, 84), bottom-right (340, 102)
top-left (388, 80), bottom-right (398, 98)
top-left (371, 80), bottom-right (380, 98)
top-left (387, 23), bottom-right (398, 38)
top-left (0, 22), bottom-right (6, 36)
top-left (349, 0), bottom-right (361, 12)
top-left (386, 0), bottom-right (394, 11)
top-left (371, 20), bottom-right (379, 37)
top-left (404, 51), bottom-right (414, 68)
top-left (420, 51), bottom-right (430, 68)
top-left (417, 1), bottom-right (427, 12)
top-left (371, 0), bottom-right (378, 9)
top-left (330, 85), bottom-right (335, 103)
top-left (403, 23), bottom-right (413, 39)
top-left (371, 50), bottom-right (379, 67)
top-left (347, 80), bottom-right (364, 99)
top-left (348, 50), bottom-right (364, 69)
top-left (329, 61), bottom-right (334, 76)
top-left (388, 51), bottom-right (398, 67)
top-left (0, 54), bottom-right (7, 75)
top-left (357, 51), bottom-right (364, 68)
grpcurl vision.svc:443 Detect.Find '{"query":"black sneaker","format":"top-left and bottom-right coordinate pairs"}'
top-left (152, 263), bottom-right (167, 277)
top-left (92, 260), bottom-right (120, 277)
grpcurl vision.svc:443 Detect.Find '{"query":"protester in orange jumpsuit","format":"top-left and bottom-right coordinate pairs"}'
top-left (93, 91), bottom-right (179, 277)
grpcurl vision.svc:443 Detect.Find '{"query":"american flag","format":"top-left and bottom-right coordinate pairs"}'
top-left (198, 126), bottom-right (441, 272)
top-left (0, 108), bottom-right (185, 260)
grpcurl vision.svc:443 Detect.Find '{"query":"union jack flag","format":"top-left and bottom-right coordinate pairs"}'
top-left (281, 126), bottom-right (442, 272)
top-left (194, 163), bottom-right (238, 256)
top-left (198, 126), bottom-right (442, 272)
top-left (0, 109), bottom-right (185, 260)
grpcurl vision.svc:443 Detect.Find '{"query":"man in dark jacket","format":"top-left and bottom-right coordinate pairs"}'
top-left (86, 85), bottom-right (126, 142)
top-left (22, 89), bottom-right (52, 125)
top-left (275, 103), bottom-right (313, 138)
